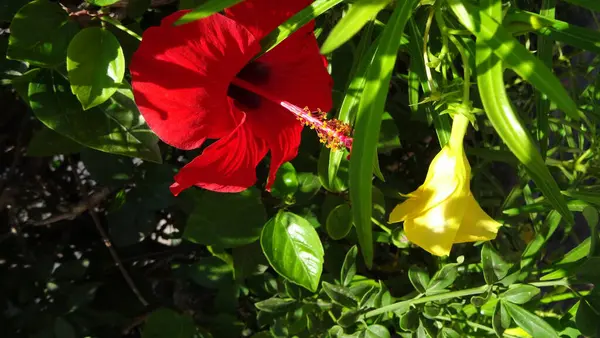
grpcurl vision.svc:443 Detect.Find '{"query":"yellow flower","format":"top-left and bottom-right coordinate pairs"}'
top-left (388, 114), bottom-right (501, 256)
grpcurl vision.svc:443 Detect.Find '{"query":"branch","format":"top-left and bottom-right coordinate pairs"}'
top-left (32, 187), bottom-right (111, 226)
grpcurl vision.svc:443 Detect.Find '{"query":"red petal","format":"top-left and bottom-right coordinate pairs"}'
top-left (244, 30), bottom-right (333, 189)
top-left (170, 112), bottom-right (268, 195)
top-left (224, 0), bottom-right (313, 40)
top-left (130, 10), bottom-right (260, 150)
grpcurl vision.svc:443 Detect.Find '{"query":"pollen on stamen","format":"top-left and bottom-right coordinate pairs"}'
top-left (296, 107), bottom-right (353, 151)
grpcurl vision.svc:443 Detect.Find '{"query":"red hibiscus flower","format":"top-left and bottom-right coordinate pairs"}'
top-left (130, 0), bottom-right (350, 195)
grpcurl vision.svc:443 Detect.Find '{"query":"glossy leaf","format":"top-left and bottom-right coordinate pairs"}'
top-left (503, 301), bottom-right (559, 338)
top-left (67, 27), bottom-right (125, 110)
top-left (482, 243), bottom-right (511, 285)
top-left (469, 0), bottom-right (574, 225)
top-left (270, 162), bottom-right (299, 198)
top-left (399, 308), bottom-right (419, 332)
top-left (260, 0), bottom-right (343, 54)
top-left (261, 212), bottom-right (324, 292)
top-left (448, 0), bottom-right (580, 121)
top-left (320, 0), bottom-right (389, 54)
top-left (408, 266), bottom-right (430, 294)
top-left (340, 245), bottom-right (358, 287)
top-left (175, 0), bottom-right (243, 26)
top-left (349, 0), bottom-right (418, 269)
top-left (318, 148), bottom-right (350, 193)
top-left (28, 70), bottom-right (161, 162)
top-left (502, 284), bottom-right (541, 304)
top-left (322, 281), bottom-right (359, 308)
top-left (8, 0), bottom-right (79, 67)
top-left (326, 203), bottom-right (353, 240)
top-left (184, 188), bottom-right (266, 248)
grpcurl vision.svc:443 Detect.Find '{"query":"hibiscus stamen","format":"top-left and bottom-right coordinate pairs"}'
top-left (231, 78), bottom-right (353, 151)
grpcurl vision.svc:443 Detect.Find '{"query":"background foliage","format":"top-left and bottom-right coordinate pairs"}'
top-left (1, 0), bottom-right (600, 337)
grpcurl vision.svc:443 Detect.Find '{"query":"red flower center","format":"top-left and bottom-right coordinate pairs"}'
top-left (227, 61), bottom-right (270, 109)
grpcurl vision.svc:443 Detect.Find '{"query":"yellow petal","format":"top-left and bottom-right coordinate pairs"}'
top-left (454, 195), bottom-right (502, 243)
top-left (403, 194), bottom-right (468, 256)
top-left (389, 197), bottom-right (424, 224)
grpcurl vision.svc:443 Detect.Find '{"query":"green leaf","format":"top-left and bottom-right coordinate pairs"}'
top-left (254, 298), bottom-right (297, 314)
top-left (505, 9), bottom-right (600, 55)
top-left (27, 126), bottom-right (84, 156)
top-left (562, 0), bottom-right (600, 11)
top-left (468, 0), bottom-right (574, 225)
top-left (186, 256), bottom-right (233, 289)
top-left (270, 162), bottom-right (299, 199)
top-left (184, 188), bottom-right (266, 248)
top-left (492, 301), bottom-right (511, 338)
top-left (260, 0), bottom-right (343, 54)
top-left (361, 324), bottom-right (390, 338)
top-left (326, 203), bottom-right (353, 240)
top-left (175, 0), bottom-right (243, 26)
top-left (337, 309), bottom-right (362, 328)
top-left (86, 0), bottom-right (120, 6)
top-left (576, 289), bottom-right (600, 337)
top-left (54, 317), bottom-right (76, 338)
top-left (322, 281), bottom-right (359, 308)
top-left (320, 0), bottom-right (389, 54)
top-left (408, 266), bottom-right (430, 294)
top-left (261, 212), bottom-right (324, 292)
top-left (28, 69), bottom-right (161, 162)
top-left (540, 237), bottom-right (590, 280)
top-left (399, 308), bottom-right (419, 332)
top-left (318, 148), bottom-right (349, 193)
top-left (502, 284), bottom-right (540, 304)
top-left (340, 245), bottom-right (358, 287)
top-left (295, 173), bottom-right (322, 204)
top-left (448, 0), bottom-right (580, 121)
top-left (67, 27), bottom-right (125, 110)
top-left (503, 301), bottom-right (559, 338)
top-left (427, 262), bottom-right (459, 293)
top-left (143, 308), bottom-right (198, 338)
top-left (8, 0), bottom-right (79, 67)
top-left (349, 0), bottom-right (419, 269)
top-left (481, 243), bottom-right (511, 285)
top-left (232, 242), bottom-right (268, 281)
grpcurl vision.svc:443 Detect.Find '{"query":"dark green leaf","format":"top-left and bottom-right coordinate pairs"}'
top-left (67, 27), bottom-right (125, 109)
top-left (8, 0), bottom-right (79, 67)
top-left (254, 298), bottom-right (297, 314)
top-left (427, 263), bottom-right (459, 293)
top-left (28, 70), bottom-right (161, 162)
top-left (337, 309), bottom-right (362, 328)
top-left (326, 203), bottom-right (353, 240)
top-left (322, 281), bottom-right (359, 308)
top-left (54, 317), bottom-right (75, 338)
top-left (349, 0), bottom-right (419, 269)
top-left (27, 126), bottom-right (84, 156)
top-left (502, 284), bottom-right (540, 304)
top-left (261, 212), bottom-right (324, 292)
top-left (318, 148), bottom-right (349, 193)
top-left (399, 308), bottom-right (419, 332)
top-left (492, 301), bottom-right (511, 338)
top-left (503, 301), bottom-right (559, 338)
top-left (186, 256), bottom-right (233, 289)
top-left (482, 243), bottom-right (511, 284)
top-left (175, 0), bottom-right (243, 25)
top-left (143, 308), bottom-right (197, 338)
top-left (0, 0), bottom-right (31, 22)
top-left (295, 172), bottom-right (322, 204)
top-left (320, 0), bottom-right (389, 54)
top-left (184, 188), bottom-right (266, 248)
top-left (562, 0), bottom-right (600, 11)
top-left (340, 245), bottom-right (358, 287)
top-left (271, 162), bottom-right (299, 199)
top-left (437, 328), bottom-right (460, 338)
top-left (233, 242), bottom-right (268, 282)
top-left (408, 266), bottom-right (430, 294)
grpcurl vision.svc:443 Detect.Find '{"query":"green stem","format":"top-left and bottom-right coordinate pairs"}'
top-left (99, 16), bottom-right (142, 41)
top-left (362, 285), bottom-right (488, 319)
top-left (530, 278), bottom-right (569, 288)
